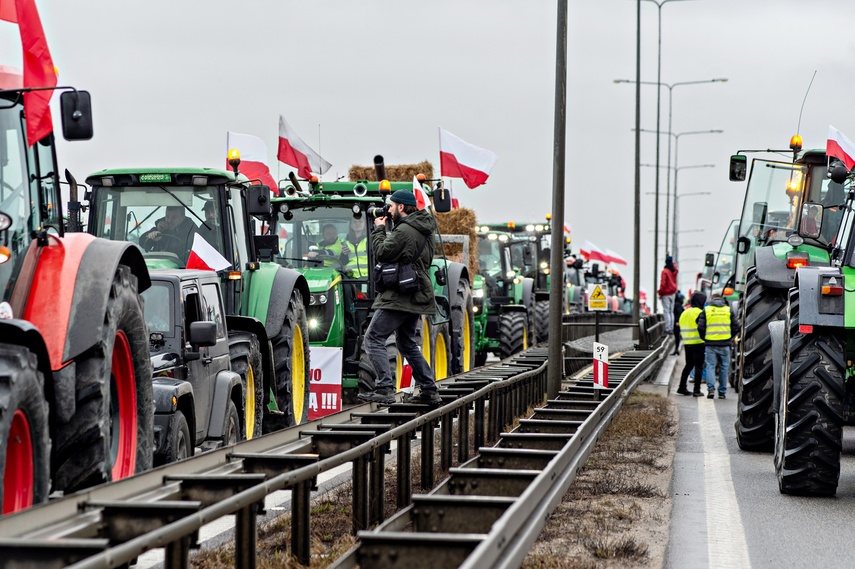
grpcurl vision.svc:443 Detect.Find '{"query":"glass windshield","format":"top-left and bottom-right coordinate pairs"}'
top-left (478, 236), bottom-right (505, 279)
top-left (0, 101), bottom-right (31, 303)
top-left (803, 163), bottom-right (846, 246)
top-left (140, 281), bottom-right (173, 334)
top-left (90, 185), bottom-right (224, 267)
top-left (274, 204), bottom-right (370, 279)
top-left (713, 219), bottom-right (739, 293)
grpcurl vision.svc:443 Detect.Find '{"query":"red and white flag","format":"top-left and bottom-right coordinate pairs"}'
top-left (226, 131), bottom-right (278, 191)
top-left (827, 125), bottom-right (855, 171)
top-left (439, 128), bottom-right (498, 189)
top-left (605, 248), bottom-right (627, 266)
top-left (0, 0), bottom-right (56, 145)
top-left (278, 115), bottom-right (331, 179)
top-left (580, 240), bottom-right (611, 264)
top-left (186, 233), bottom-right (231, 272)
top-left (413, 176), bottom-right (431, 210)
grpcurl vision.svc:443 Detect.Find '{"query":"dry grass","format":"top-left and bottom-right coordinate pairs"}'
top-left (522, 390), bottom-right (677, 569)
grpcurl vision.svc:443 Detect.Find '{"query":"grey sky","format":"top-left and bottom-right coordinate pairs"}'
top-left (5, 0), bottom-right (855, 295)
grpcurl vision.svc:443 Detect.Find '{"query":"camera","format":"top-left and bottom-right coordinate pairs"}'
top-left (368, 204), bottom-right (391, 218)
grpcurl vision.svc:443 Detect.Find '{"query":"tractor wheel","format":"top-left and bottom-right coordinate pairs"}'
top-left (271, 290), bottom-right (310, 427)
top-left (474, 351), bottom-right (488, 368)
top-left (450, 279), bottom-right (475, 375)
top-left (222, 399), bottom-right (241, 446)
top-left (53, 265), bottom-right (153, 493)
top-left (775, 290), bottom-right (845, 496)
top-left (499, 311), bottom-right (528, 359)
top-left (535, 300), bottom-right (550, 343)
top-left (159, 410), bottom-right (192, 466)
top-left (430, 321), bottom-right (451, 381)
top-left (736, 267), bottom-right (786, 452)
top-left (0, 345), bottom-right (50, 515)
top-left (526, 302), bottom-right (538, 345)
top-left (730, 294), bottom-right (744, 390)
top-left (228, 331), bottom-right (264, 440)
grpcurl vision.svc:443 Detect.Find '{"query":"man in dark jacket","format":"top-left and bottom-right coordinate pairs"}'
top-left (358, 190), bottom-right (440, 405)
top-left (698, 291), bottom-right (740, 399)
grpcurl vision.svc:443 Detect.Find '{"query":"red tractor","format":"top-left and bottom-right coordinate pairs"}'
top-left (0, 69), bottom-right (153, 514)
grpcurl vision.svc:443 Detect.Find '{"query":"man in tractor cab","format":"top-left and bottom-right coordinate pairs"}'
top-left (342, 216), bottom-right (369, 278)
top-left (140, 205), bottom-right (197, 261)
top-left (308, 223), bottom-right (346, 267)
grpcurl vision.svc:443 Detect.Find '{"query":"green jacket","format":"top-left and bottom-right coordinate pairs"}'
top-left (371, 209), bottom-right (436, 315)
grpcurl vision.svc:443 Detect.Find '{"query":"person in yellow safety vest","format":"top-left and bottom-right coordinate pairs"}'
top-left (698, 291), bottom-right (740, 399)
top-left (676, 292), bottom-right (707, 396)
top-left (342, 216), bottom-right (369, 278)
top-left (308, 223), bottom-right (345, 268)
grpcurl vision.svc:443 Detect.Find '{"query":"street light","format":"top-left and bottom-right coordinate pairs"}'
top-left (672, 170), bottom-right (713, 266)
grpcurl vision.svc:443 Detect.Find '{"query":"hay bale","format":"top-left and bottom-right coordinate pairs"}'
top-left (435, 207), bottom-right (479, 277)
top-left (348, 161), bottom-right (434, 182)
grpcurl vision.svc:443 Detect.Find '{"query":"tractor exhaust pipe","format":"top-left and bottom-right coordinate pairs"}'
top-left (373, 155), bottom-right (386, 182)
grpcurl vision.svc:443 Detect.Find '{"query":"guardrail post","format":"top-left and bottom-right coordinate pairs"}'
top-left (397, 434), bottom-right (412, 508)
top-left (440, 411), bottom-right (453, 472)
top-left (235, 503), bottom-right (257, 569)
top-left (370, 447), bottom-right (385, 525)
top-left (474, 397), bottom-right (485, 449)
top-left (292, 480), bottom-right (311, 565)
top-left (352, 455), bottom-right (369, 533)
top-left (421, 422), bottom-right (435, 490)
top-left (164, 535), bottom-right (191, 569)
top-left (458, 403), bottom-right (470, 463)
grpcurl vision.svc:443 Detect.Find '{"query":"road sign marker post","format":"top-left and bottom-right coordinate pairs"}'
top-left (593, 342), bottom-right (608, 389)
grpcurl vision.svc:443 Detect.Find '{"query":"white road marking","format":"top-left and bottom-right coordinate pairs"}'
top-left (698, 400), bottom-right (752, 569)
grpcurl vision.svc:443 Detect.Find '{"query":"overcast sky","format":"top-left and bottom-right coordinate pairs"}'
top-left (6, 0), bottom-right (855, 295)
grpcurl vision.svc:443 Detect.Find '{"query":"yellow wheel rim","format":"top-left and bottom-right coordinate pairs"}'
top-left (395, 354), bottom-right (404, 391)
top-left (245, 365), bottom-right (256, 439)
top-left (422, 319), bottom-right (431, 362)
top-left (463, 311), bottom-right (471, 372)
top-left (435, 332), bottom-right (448, 380)
top-left (291, 324), bottom-right (305, 424)
top-left (523, 326), bottom-right (528, 350)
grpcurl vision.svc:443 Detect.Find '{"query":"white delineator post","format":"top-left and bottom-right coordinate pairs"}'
top-left (593, 342), bottom-right (609, 389)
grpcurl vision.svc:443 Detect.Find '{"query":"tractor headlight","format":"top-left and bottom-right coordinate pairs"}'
top-left (473, 288), bottom-right (484, 298)
top-left (309, 318), bottom-right (319, 329)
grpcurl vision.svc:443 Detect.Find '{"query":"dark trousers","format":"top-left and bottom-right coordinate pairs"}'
top-left (679, 344), bottom-right (705, 393)
top-left (364, 309), bottom-right (436, 392)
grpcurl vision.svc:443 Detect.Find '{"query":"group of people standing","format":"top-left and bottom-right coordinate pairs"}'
top-left (658, 256), bottom-right (740, 399)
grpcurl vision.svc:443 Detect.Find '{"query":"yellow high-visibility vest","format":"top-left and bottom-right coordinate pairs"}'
top-left (344, 238), bottom-right (369, 278)
top-left (679, 307), bottom-right (703, 345)
top-left (704, 305), bottom-right (732, 341)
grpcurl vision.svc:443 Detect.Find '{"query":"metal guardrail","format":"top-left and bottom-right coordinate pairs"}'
top-left (331, 345), bottom-right (664, 568)
top-left (0, 350), bottom-right (551, 569)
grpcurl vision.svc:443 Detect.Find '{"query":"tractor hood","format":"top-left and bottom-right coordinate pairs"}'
top-left (298, 266), bottom-right (343, 292)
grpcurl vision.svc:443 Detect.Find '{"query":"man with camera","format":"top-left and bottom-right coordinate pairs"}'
top-left (358, 190), bottom-right (441, 405)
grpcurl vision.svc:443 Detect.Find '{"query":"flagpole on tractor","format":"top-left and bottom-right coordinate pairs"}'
top-left (547, 0), bottom-right (568, 399)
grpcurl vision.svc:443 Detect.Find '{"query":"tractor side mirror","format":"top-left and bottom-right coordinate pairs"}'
top-left (188, 321), bottom-right (217, 347)
top-left (799, 202), bottom-right (822, 240)
top-left (434, 266), bottom-right (447, 286)
top-left (729, 154), bottom-right (747, 182)
top-left (712, 271), bottom-right (720, 284)
top-left (704, 252), bottom-right (715, 267)
top-left (253, 235), bottom-right (279, 262)
top-left (831, 164), bottom-right (850, 184)
top-left (247, 185), bottom-right (272, 217)
top-left (432, 184), bottom-right (452, 212)
top-left (60, 90), bottom-right (93, 141)
top-left (737, 236), bottom-right (751, 255)
top-left (523, 246), bottom-right (534, 266)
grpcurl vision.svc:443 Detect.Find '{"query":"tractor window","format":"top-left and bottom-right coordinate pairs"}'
top-left (141, 282), bottom-right (174, 334)
top-left (0, 101), bottom-right (32, 303)
top-left (201, 284), bottom-right (225, 339)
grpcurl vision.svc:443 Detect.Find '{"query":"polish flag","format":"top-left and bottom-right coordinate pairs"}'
top-left (439, 128), bottom-right (498, 189)
top-left (226, 131), bottom-right (278, 192)
top-left (186, 233), bottom-right (231, 272)
top-left (605, 248), bottom-right (628, 266)
top-left (413, 176), bottom-right (431, 210)
top-left (0, 0), bottom-right (57, 145)
top-left (277, 115), bottom-right (331, 179)
top-left (827, 125), bottom-right (855, 171)
top-left (580, 240), bottom-right (611, 264)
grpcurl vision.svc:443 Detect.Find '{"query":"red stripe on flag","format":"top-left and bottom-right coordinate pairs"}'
top-left (440, 151), bottom-right (490, 189)
top-left (827, 139), bottom-right (855, 171)
top-left (278, 136), bottom-right (313, 179)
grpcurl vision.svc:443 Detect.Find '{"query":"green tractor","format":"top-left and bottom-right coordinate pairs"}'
top-left (264, 158), bottom-right (475, 403)
top-left (730, 141), bottom-right (848, 451)
top-left (771, 161), bottom-right (853, 496)
top-left (84, 164), bottom-right (312, 433)
top-left (473, 226), bottom-right (536, 365)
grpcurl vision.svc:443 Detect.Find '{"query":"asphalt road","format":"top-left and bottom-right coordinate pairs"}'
top-left (665, 351), bottom-right (855, 569)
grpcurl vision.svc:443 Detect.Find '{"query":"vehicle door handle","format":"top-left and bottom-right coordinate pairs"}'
top-left (203, 357), bottom-right (213, 365)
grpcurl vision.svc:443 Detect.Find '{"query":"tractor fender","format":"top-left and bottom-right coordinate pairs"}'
top-left (795, 266), bottom-right (844, 328)
top-left (246, 263), bottom-right (309, 340)
top-left (21, 233), bottom-right (150, 370)
top-left (226, 314), bottom-right (274, 398)
top-left (0, 319), bottom-right (57, 421)
top-left (769, 320), bottom-right (785, 415)
top-left (151, 378), bottom-right (197, 455)
top-left (754, 246), bottom-right (796, 290)
top-left (522, 278), bottom-right (535, 309)
top-left (499, 304), bottom-right (528, 314)
top-left (447, 262), bottom-right (469, 308)
top-left (203, 369), bottom-right (242, 441)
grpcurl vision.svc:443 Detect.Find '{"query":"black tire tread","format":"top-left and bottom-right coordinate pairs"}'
top-left (450, 279), bottom-right (475, 375)
top-left (499, 311), bottom-right (527, 358)
top-left (228, 330), bottom-right (264, 439)
top-left (535, 300), bottom-right (550, 344)
top-left (271, 290), bottom-right (310, 427)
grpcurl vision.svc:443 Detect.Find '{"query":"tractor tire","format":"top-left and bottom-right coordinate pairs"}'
top-left (730, 295), bottom-right (744, 390)
top-left (228, 331), bottom-right (264, 440)
top-left (499, 311), bottom-right (528, 359)
top-left (0, 345), bottom-right (50, 515)
top-left (271, 290), bottom-right (310, 427)
top-left (535, 300), bottom-right (550, 343)
top-left (775, 290), bottom-right (845, 496)
top-left (158, 410), bottom-right (192, 466)
top-left (222, 399), bottom-right (241, 446)
top-left (430, 321), bottom-right (451, 381)
top-left (526, 302), bottom-right (538, 345)
top-left (736, 267), bottom-right (786, 452)
top-left (474, 351), bottom-right (488, 368)
top-left (450, 279), bottom-right (475, 375)
top-left (53, 265), bottom-right (153, 493)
